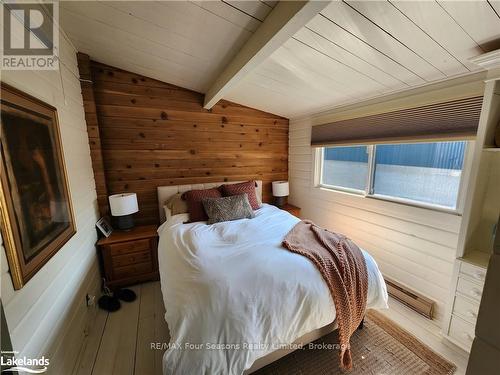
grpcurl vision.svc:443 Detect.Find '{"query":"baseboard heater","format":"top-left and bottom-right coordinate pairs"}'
top-left (384, 276), bottom-right (435, 320)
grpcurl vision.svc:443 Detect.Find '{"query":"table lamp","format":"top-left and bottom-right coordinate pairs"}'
top-left (272, 181), bottom-right (289, 208)
top-left (109, 193), bottom-right (138, 230)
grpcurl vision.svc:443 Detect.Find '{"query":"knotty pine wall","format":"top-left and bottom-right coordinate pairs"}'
top-left (79, 58), bottom-right (289, 225)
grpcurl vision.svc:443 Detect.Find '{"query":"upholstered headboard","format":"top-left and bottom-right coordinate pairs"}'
top-left (157, 180), bottom-right (263, 223)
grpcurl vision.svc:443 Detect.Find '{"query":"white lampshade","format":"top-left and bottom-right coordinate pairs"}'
top-left (109, 193), bottom-right (139, 216)
top-left (272, 181), bottom-right (289, 197)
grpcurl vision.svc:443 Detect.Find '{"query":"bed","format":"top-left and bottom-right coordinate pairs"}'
top-left (156, 181), bottom-right (388, 375)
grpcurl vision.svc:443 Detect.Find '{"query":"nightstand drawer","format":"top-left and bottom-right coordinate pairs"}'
top-left (109, 239), bottom-right (151, 256)
top-left (113, 261), bottom-right (153, 280)
top-left (112, 250), bottom-right (151, 268)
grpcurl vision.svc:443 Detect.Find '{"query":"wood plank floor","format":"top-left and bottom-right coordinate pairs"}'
top-left (72, 282), bottom-right (169, 375)
top-left (73, 281), bottom-right (468, 375)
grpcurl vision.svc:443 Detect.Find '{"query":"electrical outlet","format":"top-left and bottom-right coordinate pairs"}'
top-left (86, 294), bottom-right (96, 307)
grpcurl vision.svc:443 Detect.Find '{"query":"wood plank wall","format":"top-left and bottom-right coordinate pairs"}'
top-left (79, 58), bottom-right (289, 225)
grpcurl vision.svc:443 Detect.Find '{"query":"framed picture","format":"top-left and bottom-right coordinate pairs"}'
top-left (0, 84), bottom-right (76, 290)
top-left (96, 217), bottom-right (113, 238)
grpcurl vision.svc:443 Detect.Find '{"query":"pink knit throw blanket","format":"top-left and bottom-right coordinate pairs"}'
top-left (282, 220), bottom-right (368, 370)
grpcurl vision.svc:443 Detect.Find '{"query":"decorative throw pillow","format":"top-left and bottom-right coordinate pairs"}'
top-left (202, 194), bottom-right (255, 224)
top-left (182, 188), bottom-right (222, 222)
top-left (220, 181), bottom-right (260, 210)
top-left (165, 193), bottom-right (188, 216)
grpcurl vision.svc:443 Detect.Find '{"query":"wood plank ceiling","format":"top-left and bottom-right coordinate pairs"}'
top-left (60, 1), bottom-right (276, 93)
top-left (61, 1), bottom-right (500, 118)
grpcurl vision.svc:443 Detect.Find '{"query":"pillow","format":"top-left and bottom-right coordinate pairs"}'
top-left (202, 194), bottom-right (254, 224)
top-left (165, 193), bottom-right (188, 215)
top-left (182, 187), bottom-right (222, 222)
top-left (220, 181), bottom-right (260, 210)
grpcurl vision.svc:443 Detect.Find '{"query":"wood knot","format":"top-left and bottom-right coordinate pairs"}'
top-left (161, 112), bottom-right (168, 120)
top-left (132, 78), bottom-right (138, 84)
top-left (139, 132), bottom-right (145, 138)
top-left (193, 124), bottom-right (197, 128)
top-left (155, 163), bottom-right (160, 168)
top-left (107, 71), bottom-right (114, 77)
top-left (190, 149), bottom-right (196, 155)
top-left (221, 116), bottom-right (228, 124)
top-left (126, 165), bottom-right (132, 169)
top-left (258, 142), bottom-right (263, 147)
top-left (131, 98), bottom-right (137, 104)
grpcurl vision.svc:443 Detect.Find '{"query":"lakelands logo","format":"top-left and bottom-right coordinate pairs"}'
top-left (1, 351), bottom-right (49, 373)
top-left (1, 1), bottom-right (59, 70)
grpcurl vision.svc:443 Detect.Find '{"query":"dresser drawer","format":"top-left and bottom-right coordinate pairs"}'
top-left (453, 295), bottom-right (480, 325)
top-left (449, 315), bottom-right (475, 351)
top-left (457, 277), bottom-right (483, 303)
top-left (112, 250), bottom-right (151, 268)
top-left (109, 239), bottom-right (151, 256)
top-left (113, 262), bottom-right (153, 280)
top-left (460, 262), bottom-right (486, 284)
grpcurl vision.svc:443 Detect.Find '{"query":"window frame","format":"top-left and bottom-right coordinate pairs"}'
top-left (315, 141), bottom-right (473, 214)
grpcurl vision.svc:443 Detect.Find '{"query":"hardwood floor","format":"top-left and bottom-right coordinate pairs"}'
top-left (72, 282), bottom-right (169, 375)
top-left (73, 281), bottom-right (468, 375)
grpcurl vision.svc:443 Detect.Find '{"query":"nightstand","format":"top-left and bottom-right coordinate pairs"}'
top-left (280, 203), bottom-right (301, 218)
top-left (97, 225), bottom-right (159, 289)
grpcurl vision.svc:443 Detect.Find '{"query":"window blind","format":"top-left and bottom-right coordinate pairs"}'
top-left (311, 96), bottom-right (484, 146)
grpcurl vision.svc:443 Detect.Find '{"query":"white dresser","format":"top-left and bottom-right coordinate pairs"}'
top-left (442, 78), bottom-right (500, 353)
top-left (445, 258), bottom-right (487, 351)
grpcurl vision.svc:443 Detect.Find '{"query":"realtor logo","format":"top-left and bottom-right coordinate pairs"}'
top-left (1, 1), bottom-right (59, 70)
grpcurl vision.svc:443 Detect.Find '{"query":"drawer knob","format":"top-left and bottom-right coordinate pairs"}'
top-left (466, 310), bottom-right (477, 318)
top-left (462, 332), bottom-right (474, 342)
top-left (473, 271), bottom-right (485, 280)
top-left (471, 289), bottom-right (482, 298)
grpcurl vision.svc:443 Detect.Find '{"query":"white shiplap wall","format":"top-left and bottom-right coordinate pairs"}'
top-left (288, 119), bottom-right (463, 324)
top-left (0, 32), bottom-right (101, 367)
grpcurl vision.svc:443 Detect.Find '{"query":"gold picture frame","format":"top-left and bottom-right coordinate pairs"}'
top-left (0, 83), bottom-right (76, 289)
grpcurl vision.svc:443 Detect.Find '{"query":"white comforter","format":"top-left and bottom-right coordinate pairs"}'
top-left (157, 204), bottom-right (388, 375)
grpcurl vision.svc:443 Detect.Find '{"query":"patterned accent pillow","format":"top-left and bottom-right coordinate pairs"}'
top-left (220, 181), bottom-right (260, 210)
top-left (182, 188), bottom-right (222, 222)
top-left (202, 194), bottom-right (255, 224)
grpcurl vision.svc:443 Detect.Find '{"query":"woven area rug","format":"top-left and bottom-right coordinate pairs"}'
top-left (255, 310), bottom-right (456, 375)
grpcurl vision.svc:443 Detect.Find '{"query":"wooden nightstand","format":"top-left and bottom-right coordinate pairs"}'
top-left (97, 225), bottom-right (159, 289)
top-left (281, 203), bottom-right (301, 218)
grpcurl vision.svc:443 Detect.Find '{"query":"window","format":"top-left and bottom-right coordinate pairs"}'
top-left (321, 146), bottom-right (368, 191)
top-left (319, 141), bottom-right (468, 211)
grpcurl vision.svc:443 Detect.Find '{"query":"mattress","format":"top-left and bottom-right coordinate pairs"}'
top-left (157, 204), bottom-right (388, 375)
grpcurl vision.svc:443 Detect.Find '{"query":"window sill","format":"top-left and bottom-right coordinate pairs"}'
top-left (315, 185), bottom-right (462, 216)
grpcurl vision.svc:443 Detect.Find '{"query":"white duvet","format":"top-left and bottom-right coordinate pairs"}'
top-left (157, 204), bottom-right (388, 375)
